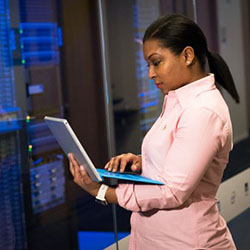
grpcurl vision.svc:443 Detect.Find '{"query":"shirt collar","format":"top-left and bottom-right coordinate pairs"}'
top-left (167, 73), bottom-right (216, 108)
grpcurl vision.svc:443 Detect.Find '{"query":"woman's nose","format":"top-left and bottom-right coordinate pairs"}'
top-left (148, 66), bottom-right (156, 80)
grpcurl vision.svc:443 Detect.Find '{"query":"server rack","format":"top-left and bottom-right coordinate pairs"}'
top-left (1, 0), bottom-right (75, 249)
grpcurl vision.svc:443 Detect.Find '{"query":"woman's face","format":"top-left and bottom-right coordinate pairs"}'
top-left (143, 39), bottom-right (190, 95)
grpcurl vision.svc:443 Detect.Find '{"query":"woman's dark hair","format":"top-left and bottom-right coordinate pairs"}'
top-left (143, 14), bottom-right (240, 103)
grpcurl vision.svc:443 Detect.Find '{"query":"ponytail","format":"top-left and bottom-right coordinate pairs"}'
top-left (206, 50), bottom-right (240, 103)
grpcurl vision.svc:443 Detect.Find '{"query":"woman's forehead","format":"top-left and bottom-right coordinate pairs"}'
top-left (143, 40), bottom-right (171, 59)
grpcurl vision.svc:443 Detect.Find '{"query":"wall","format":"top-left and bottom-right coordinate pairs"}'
top-left (217, 167), bottom-right (250, 222)
top-left (216, 0), bottom-right (249, 143)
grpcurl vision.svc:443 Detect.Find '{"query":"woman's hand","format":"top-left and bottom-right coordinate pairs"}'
top-left (104, 153), bottom-right (142, 173)
top-left (68, 153), bottom-right (100, 197)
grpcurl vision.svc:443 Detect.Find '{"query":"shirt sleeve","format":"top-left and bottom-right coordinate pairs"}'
top-left (115, 107), bottom-right (230, 212)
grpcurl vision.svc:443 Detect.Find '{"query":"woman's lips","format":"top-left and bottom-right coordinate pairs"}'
top-left (155, 83), bottom-right (163, 88)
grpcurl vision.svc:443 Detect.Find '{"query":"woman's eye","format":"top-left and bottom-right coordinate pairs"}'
top-left (146, 60), bottom-right (160, 68)
top-left (153, 61), bottom-right (160, 66)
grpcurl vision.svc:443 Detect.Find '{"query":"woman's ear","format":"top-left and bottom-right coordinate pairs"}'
top-left (182, 46), bottom-right (195, 66)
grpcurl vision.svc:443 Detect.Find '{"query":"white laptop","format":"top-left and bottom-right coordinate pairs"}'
top-left (44, 116), bottom-right (163, 185)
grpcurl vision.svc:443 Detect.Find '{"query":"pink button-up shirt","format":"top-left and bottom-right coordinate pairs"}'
top-left (115, 74), bottom-right (236, 249)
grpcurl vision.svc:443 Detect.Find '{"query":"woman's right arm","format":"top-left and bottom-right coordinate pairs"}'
top-left (114, 108), bottom-right (230, 212)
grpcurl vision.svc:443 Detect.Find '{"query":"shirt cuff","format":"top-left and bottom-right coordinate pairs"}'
top-left (115, 183), bottom-right (141, 212)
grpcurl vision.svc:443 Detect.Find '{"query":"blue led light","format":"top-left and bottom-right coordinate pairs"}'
top-left (57, 27), bottom-right (63, 46)
top-left (19, 22), bottom-right (62, 66)
top-left (138, 92), bottom-right (145, 97)
top-left (22, 51), bottom-right (57, 57)
top-left (20, 37), bottom-right (57, 43)
top-left (19, 22), bottom-right (57, 29)
top-left (140, 101), bottom-right (158, 108)
top-left (33, 157), bottom-right (43, 166)
top-left (9, 30), bottom-right (16, 50)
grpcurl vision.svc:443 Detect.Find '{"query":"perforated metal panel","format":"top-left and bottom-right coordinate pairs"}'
top-left (0, 0), bottom-right (16, 107)
top-left (0, 132), bottom-right (27, 250)
top-left (0, 1), bottom-right (27, 249)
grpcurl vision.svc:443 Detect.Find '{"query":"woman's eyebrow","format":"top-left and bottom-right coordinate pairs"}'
top-left (147, 53), bottom-right (159, 60)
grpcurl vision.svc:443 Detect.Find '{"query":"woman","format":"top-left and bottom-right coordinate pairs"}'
top-left (69, 14), bottom-right (238, 249)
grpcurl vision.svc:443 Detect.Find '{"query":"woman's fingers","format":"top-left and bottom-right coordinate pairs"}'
top-left (79, 165), bottom-right (92, 184)
top-left (68, 153), bottom-right (82, 178)
top-left (119, 159), bottom-right (127, 173)
top-left (104, 156), bottom-right (122, 172)
top-left (104, 162), bottom-right (109, 169)
top-left (68, 154), bottom-right (75, 176)
top-left (107, 157), bottom-right (114, 171)
top-left (131, 161), bottom-right (141, 172)
top-left (68, 153), bottom-right (101, 196)
top-left (68, 153), bottom-right (78, 168)
top-left (104, 153), bottom-right (142, 173)
top-left (69, 160), bottom-right (74, 176)
top-left (110, 156), bottom-right (121, 172)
